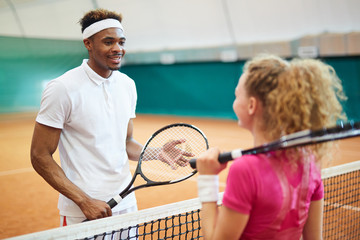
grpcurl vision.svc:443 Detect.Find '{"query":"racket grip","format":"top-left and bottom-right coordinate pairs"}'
top-left (82, 197), bottom-right (119, 222)
top-left (189, 151), bottom-right (234, 169)
top-left (218, 151), bottom-right (233, 163)
top-left (189, 158), bottom-right (197, 169)
top-left (107, 198), bottom-right (118, 208)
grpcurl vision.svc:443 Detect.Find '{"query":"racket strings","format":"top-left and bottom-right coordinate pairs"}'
top-left (141, 126), bottom-right (207, 182)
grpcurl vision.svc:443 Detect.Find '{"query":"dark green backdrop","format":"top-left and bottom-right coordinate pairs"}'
top-left (1, 36), bottom-right (359, 121)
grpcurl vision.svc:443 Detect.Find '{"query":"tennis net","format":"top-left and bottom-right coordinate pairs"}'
top-left (322, 160), bottom-right (360, 239)
top-left (7, 160), bottom-right (360, 240)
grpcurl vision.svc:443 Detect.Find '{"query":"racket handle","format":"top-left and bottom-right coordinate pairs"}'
top-left (107, 199), bottom-right (117, 208)
top-left (107, 194), bottom-right (123, 208)
top-left (189, 151), bottom-right (235, 169)
top-left (189, 158), bottom-right (196, 169)
top-left (82, 197), bottom-right (120, 222)
top-left (218, 151), bottom-right (234, 163)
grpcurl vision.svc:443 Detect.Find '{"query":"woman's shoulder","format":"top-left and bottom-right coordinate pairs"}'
top-left (232, 154), bottom-right (266, 168)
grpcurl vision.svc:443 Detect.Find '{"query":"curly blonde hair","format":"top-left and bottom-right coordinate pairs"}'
top-left (243, 54), bottom-right (347, 164)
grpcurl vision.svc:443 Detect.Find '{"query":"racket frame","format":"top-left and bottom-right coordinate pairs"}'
top-left (108, 123), bottom-right (209, 208)
top-left (190, 121), bottom-right (360, 168)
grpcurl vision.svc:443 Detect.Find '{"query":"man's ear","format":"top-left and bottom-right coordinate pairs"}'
top-left (248, 96), bottom-right (258, 115)
top-left (83, 38), bottom-right (91, 51)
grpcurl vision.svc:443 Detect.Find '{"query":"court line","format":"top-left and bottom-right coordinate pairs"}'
top-left (0, 167), bottom-right (34, 176)
top-left (5, 167), bottom-right (358, 205)
top-left (1, 164), bottom-right (227, 188)
top-left (324, 201), bottom-right (360, 212)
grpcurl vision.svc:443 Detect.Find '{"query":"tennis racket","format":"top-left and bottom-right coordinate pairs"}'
top-left (190, 121), bottom-right (360, 168)
top-left (107, 123), bottom-right (209, 208)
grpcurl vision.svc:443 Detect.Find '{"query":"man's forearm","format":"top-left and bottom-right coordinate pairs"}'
top-left (31, 154), bottom-right (90, 206)
top-left (126, 137), bottom-right (143, 161)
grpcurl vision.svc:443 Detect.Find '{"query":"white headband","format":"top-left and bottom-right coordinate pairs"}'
top-left (82, 18), bottom-right (124, 39)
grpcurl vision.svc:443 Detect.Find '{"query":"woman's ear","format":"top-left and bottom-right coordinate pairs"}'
top-left (248, 96), bottom-right (257, 115)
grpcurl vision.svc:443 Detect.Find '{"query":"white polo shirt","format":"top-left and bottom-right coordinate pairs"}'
top-left (36, 59), bottom-right (137, 217)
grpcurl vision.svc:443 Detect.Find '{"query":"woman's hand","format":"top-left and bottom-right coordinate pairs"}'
top-left (196, 147), bottom-right (228, 175)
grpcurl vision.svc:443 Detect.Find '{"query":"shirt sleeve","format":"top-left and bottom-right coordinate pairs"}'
top-left (310, 163), bottom-right (324, 201)
top-left (130, 79), bottom-right (137, 119)
top-left (36, 80), bottom-right (70, 129)
top-left (222, 156), bottom-right (258, 215)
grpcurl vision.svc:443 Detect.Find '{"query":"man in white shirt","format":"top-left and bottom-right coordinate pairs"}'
top-left (30, 9), bottom-right (162, 227)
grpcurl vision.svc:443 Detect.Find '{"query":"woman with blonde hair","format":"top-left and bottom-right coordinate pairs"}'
top-left (196, 54), bottom-right (347, 239)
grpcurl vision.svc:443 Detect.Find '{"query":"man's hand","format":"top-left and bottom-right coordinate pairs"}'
top-left (79, 197), bottom-right (112, 220)
top-left (158, 139), bottom-right (194, 169)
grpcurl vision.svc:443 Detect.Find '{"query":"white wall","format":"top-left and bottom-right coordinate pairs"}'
top-left (0, 0), bottom-right (359, 52)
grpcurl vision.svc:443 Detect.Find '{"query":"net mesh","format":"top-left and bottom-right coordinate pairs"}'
top-left (322, 161), bottom-right (360, 239)
top-left (84, 209), bottom-right (201, 240)
top-left (8, 160), bottom-right (360, 240)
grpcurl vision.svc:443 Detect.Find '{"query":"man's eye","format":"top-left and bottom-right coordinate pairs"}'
top-left (105, 41), bottom-right (112, 45)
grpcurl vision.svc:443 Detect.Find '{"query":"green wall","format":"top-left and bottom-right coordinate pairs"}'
top-left (122, 58), bottom-right (360, 121)
top-left (1, 36), bottom-right (359, 121)
top-left (322, 57), bottom-right (360, 121)
top-left (0, 36), bottom-right (87, 112)
top-left (121, 62), bottom-right (241, 119)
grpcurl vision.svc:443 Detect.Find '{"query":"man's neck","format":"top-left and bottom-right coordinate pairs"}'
top-left (87, 59), bottom-right (112, 78)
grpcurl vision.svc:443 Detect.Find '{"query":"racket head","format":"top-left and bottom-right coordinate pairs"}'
top-left (139, 123), bottom-right (209, 184)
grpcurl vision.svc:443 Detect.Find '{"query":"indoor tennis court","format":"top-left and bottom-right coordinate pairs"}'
top-left (1, 114), bottom-right (359, 239)
top-left (1, 0), bottom-right (360, 239)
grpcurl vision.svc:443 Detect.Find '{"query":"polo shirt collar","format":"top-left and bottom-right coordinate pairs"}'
top-left (82, 59), bottom-right (113, 85)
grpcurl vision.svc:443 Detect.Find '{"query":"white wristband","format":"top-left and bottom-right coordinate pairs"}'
top-left (197, 175), bottom-right (219, 203)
